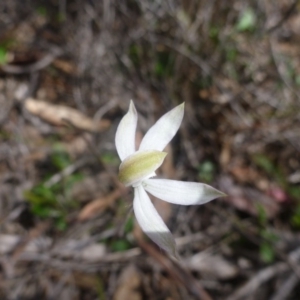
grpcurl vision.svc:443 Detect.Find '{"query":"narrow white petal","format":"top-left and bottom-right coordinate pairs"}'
top-left (133, 185), bottom-right (178, 258)
top-left (143, 179), bottom-right (226, 205)
top-left (115, 100), bottom-right (137, 161)
top-left (139, 103), bottom-right (184, 151)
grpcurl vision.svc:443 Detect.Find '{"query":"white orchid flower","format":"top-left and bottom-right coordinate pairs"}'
top-left (115, 101), bottom-right (225, 258)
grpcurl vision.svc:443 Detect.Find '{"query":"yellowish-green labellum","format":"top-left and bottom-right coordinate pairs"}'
top-left (118, 150), bottom-right (167, 186)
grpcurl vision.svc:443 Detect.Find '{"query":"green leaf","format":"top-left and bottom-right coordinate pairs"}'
top-left (260, 242), bottom-right (275, 263)
top-left (111, 240), bottom-right (131, 252)
top-left (226, 48), bottom-right (238, 62)
top-left (253, 154), bottom-right (274, 174)
top-left (289, 186), bottom-right (300, 199)
top-left (101, 152), bottom-right (119, 166)
top-left (261, 230), bottom-right (278, 242)
top-left (252, 154), bottom-right (287, 187)
top-left (24, 172), bottom-right (82, 221)
top-left (124, 216), bottom-right (134, 234)
top-left (55, 217), bottom-right (67, 231)
top-left (198, 160), bottom-right (215, 183)
top-left (209, 26), bottom-right (219, 40)
top-left (257, 204), bottom-right (267, 225)
top-left (51, 150), bottom-right (71, 170)
top-left (36, 6), bottom-right (47, 16)
top-left (296, 75), bottom-right (300, 86)
top-left (128, 44), bottom-right (141, 67)
top-left (154, 51), bottom-right (174, 78)
top-left (236, 8), bottom-right (256, 32)
top-left (291, 204), bottom-right (300, 228)
top-left (0, 47), bottom-right (7, 64)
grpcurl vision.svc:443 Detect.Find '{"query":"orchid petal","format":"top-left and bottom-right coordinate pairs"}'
top-left (115, 100), bottom-right (137, 161)
top-left (143, 179), bottom-right (226, 205)
top-left (139, 103), bottom-right (184, 151)
top-left (133, 185), bottom-right (178, 258)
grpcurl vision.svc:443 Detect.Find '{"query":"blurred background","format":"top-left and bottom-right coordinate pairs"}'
top-left (0, 0), bottom-right (300, 299)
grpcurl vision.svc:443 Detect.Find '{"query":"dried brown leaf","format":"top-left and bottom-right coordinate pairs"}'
top-left (229, 162), bottom-right (264, 185)
top-left (25, 98), bottom-right (110, 132)
top-left (113, 265), bottom-right (142, 300)
top-left (185, 252), bottom-right (238, 280)
top-left (220, 140), bottom-right (232, 168)
top-left (78, 189), bottom-right (122, 221)
top-left (50, 269), bottom-right (101, 290)
top-left (52, 59), bottom-right (77, 74)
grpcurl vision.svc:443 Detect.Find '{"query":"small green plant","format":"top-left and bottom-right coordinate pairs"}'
top-left (24, 177), bottom-right (81, 230)
top-left (124, 216), bottom-right (134, 234)
top-left (259, 241), bottom-right (275, 263)
top-left (283, 59), bottom-right (300, 87)
top-left (198, 160), bottom-right (215, 183)
top-left (0, 38), bottom-right (17, 64)
top-left (0, 47), bottom-right (8, 64)
top-left (154, 51), bottom-right (174, 78)
top-left (128, 43), bottom-right (141, 68)
top-left (209, 25), bottom-right (220, 41)
top-left (226, 47), bottom-right (238, 62)
top-left (253, 153), bottom-right (300, 197)
top-left (253, 154), bottom-right (287, 187)
top-left (36, 6), bottom-right (48, 17)
top-left (110, 239), bottom-right (132, 252)
top-left (253, 153), bottom-right (300, 227)
top-left (56, 12), bottom-right (66, 23)
top-left (51, 149), bottom-right (72, 170)
top-left (257, 205), bottom-right (278, 263)
top-left (291, 204), bottom-right (300, 228)
top-left (24, 149), bottom-right (83, 229)
top-left (101, 152), bottom-right (119, 166)
top-left (96, 278), bottom-right (105, 300)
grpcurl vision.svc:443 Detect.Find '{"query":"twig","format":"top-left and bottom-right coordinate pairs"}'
top-left (227, 247), bottom-right (300, 300)
top-left (148, 36), bottom-right (212, 76)
top-left (266, 0), bottom-right (298, 33)
top-left (137, 239), bottom-right (213, 300)
top-left (209, 204), bottom-right (300, 280)
top-left (270, 273), bottom-right (299, 300)
top-left (19, 247), bottom-right (142, 271)
top-left (268, 37), bottom-right (300, 100)
top-left (1, 47), bottom-right (63, 74)
top-left (0, 221), bottom-right (51, 278)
